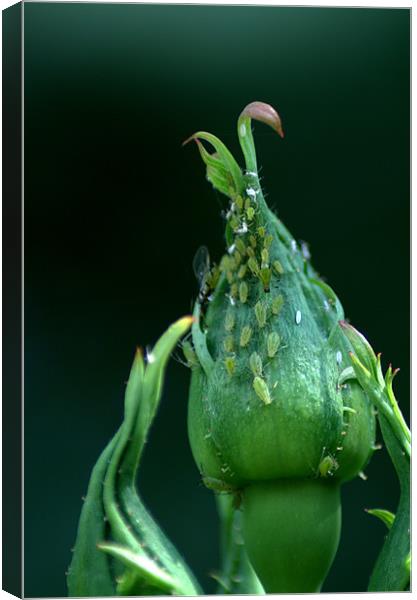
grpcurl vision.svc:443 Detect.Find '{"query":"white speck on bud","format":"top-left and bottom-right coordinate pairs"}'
top-left (295, 310), bottom-right (302, 325)
top-left (291, 239), bottom-right (298, 253)
top-left (239, 123), bottom-right (247, 137)
top-left (336, 350), bottom-right (343, 365)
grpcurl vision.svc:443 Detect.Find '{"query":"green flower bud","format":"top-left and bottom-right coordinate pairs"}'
top-left (185, 102), bottom-right (375, 593)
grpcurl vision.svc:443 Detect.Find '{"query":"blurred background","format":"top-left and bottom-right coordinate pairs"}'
top-left (24, 4), bottom-right (410, 596)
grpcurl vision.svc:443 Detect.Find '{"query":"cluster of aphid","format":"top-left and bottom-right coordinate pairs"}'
top-left (184, 175), bottom-right (290, 408)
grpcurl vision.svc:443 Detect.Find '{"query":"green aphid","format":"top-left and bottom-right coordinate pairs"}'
top-left (246, 206), bottom-right (255, 221)
top-left (235, 238), bottom-right (246, 256)
top-left (240, 325), bottom-right (252, 348)
top-left (273, 260), bottom-right (284, 275)
top-left (247, 246), bottom-right (255, 258)
top-left (224, 336), bottom-right (234, 353)
top-left (182, 340), bottom-right (199, 369)
top-left (253, 376), bottom-right (272, 405)
top-left (272, 294), bottom-right (284, 315)
top-left (249, 352), bottom-right (263, 377)
top-left (224, 356), bottom-right (236, 376)
top-left (235, 195), bottom-right (244, 211)
top-left (259, 268), bottom-right (272, 291)
top-left (318, 454), bottom-right (339, 478)
top-left (230, 214), bottom-right (240, 230)
top-left (234, 250), bottom-right (242, 266)
top-left (261, 248), bottom-right (269, 266)
top-left (219, 255), bottom-right (233, 272)
top-left (239, 281), bottom-right (249, 304)
top-left (226, 270), bottom-right (234, 284)
top-left (225, 308), bottom-right (235, 332)
top-left (264, 234), bottom-right (273, 249)
top-left (248, 257), bottom-right (260, 277)
top-left (245, 198), bottom-right (251, 210)
top-left (249, 235), bottom-right (257, 249)
top-left (230, 282), bottom-right (238, 298)
top-left (267, 332), bottom-right (281, 358)
top-left (257, 226), bottom-right (266, 238)
top-left (237, 264), bottom-right (247, 279)
top-left (207, 265), bottom-right (220, 289)
top-left (254, 301), bottom-right (267, 328)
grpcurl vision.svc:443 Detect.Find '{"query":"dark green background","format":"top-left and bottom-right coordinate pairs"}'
top-left (24, 4), bottom-right (409, 596)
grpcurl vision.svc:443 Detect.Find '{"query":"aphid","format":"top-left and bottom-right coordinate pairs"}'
top-left (233, 250), bottom-right (242, 266)
top-left (249, 352), bottom-right (263, 377)
top-left (272, 294), bottom-right (284, 315)
top-left (246, 206), bottom-right (255, 221)
top-left (237, 264), bottom-right (247, 279)
top-left (226, 270), bottom-right (234, 284)
top-left (295, 310), bottom-right (302, 325)
top-left (318, 454), bottom-right (339, 478)
top-left (230, 282), bottom-right (238, 298)
top-left (254, 301), bottom-right (267, 328)
top-left (240, 325), bottom-right (252, 347)
top-left (246, 246), bottom-right (255, 258)
top-left (261, 248), bottom-right (269, 266)
top-left (253, 376), bottom-right (272, 405)
top-left (259, 268), bottom-right (271, 292)
top-left (224, 356), bottom-right (236, 376)
top-left (193, 245), bottom-right (211, 305)
top-left (235, 238), bottom-right (246, 256)
top-left (239, 281), bottom-right (249, 303)
top-left (235, 195), bottom-right (244, 211)
top-left (224, 336), bottom-right (234, 353)
top-left (229, 215), bottom-right (240, 231)
top-left (267, 332), bottom-right (280, 358)
top-left (182, 340), bottom-right (199, 369)
top-left (257, 226), bottom-right (266, 238)
top-left (273, 260), bottom-right (284, 275)
top-left (225, 308), bottom-right (235, 332)
top-left (249, 235), bottom-right (257, 248)
top-left (248, 257), bottom-right (260, 277)
top-left (264, 234), bottom-right (273, 248)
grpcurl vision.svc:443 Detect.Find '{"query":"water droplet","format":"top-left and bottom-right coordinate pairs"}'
top-left (295, 310), bottom-right (302, 325)
top-left (336, 350), bottom-right (342, 365)
top-left (291, 239), bottom-right (298, 253)
top-left (323, 300), bottom-right (330, 311)
top-left (239, 123), bottom-right (247, 137)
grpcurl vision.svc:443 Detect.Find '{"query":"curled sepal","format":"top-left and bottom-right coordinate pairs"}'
top-left (339, 321), bottom-right (410, 591)
top-left (183, 131), bottom-right (244, 198)
top-left (67, 317), bottom-right (201, 597)
top-left (339, 320), bottom-right (379, 382)
top-left (238, 101), bottom-right (284, 173)
top-left (366, 508), bottom-right (395, 529)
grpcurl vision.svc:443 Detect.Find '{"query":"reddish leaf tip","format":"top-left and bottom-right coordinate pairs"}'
top-left (239, 101), bottom-right (284, 138)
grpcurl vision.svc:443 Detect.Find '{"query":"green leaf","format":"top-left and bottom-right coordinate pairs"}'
top-left (67, 317), bottom-right (202, 596)
top-left (366, 508), bottom-right (395, 529)
top-left (183, 131), bottom-right (244, 198)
